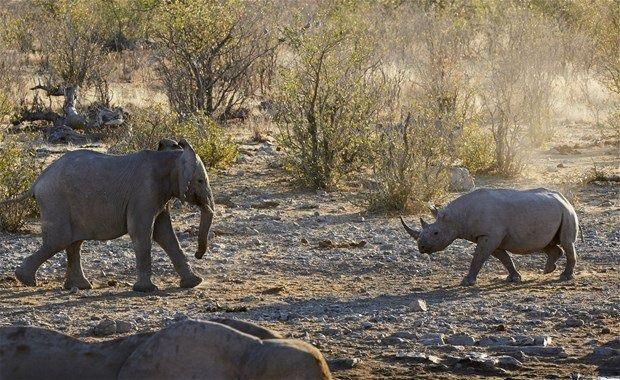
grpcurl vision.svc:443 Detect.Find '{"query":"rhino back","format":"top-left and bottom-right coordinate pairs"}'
top-left (449, 188), bottom-right (570, 252)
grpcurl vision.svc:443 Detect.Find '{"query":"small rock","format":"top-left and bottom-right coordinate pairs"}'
top-left (395, 351), bottom-right (442, 364)
top-left (534, 336), bottom-right (553, 347)
top-left (115, 320), bottom-right (133, 334)
top-left (409, 299), bottom-right (428, 312)
top-left (495, 355), bottom-right (523, 369)
top-left (479, 336), bottom-right (516, 347)
top-left (565, 317), bottom-right (585, 327)
top-left (496, 324), bottom-right (507, 332)
top-left (362, 321), bottom-right (374, 329)
top-left (93, 318), bottom-right (117, 337)
top-left (420, 333), bottom-right (445, 346)
top-left (601, 327), bottom-right (611, 334)
top-left (318, 240), bottom-right (334, 249)
top-left (300, 238), bottom-right (309, 245)
top-left (69, 286), bottom-right (79, 294)
top-left (391, 331), bottom-right (417, 340)
top-left (327, 357), bottom-right (360, 371)
top-left (446, 333), bottom-right (476, 346)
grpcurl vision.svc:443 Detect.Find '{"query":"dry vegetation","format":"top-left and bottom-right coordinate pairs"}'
top-left (0, 0), bottom-right (618, 379)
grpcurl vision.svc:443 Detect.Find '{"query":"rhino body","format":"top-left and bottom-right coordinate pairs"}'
top-left (401, 188), bottom-right (580, 286)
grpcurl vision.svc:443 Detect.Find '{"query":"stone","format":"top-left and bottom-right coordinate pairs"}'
top-left (446, 333), bottom-right (476, 346)
top-left (93, 318), bottom-right (117, 337)
top-left (395, 351), bottom-right (442, 364)
top-left (533, 336), bottom-right (553, 347)
top-left (420, 333), bottom-right (445, 346)
top-left (448, 167), bottom-right (475, 192)
top-left (327, 358), bottom-right (360, 371)
top-left (478, 336), bottom-right (516, 347)
top-left (409, 299), bottom-right (428, 312)
top-left (490, 345), bottom-right (566, 357)
top-left (495, 355), bottom-right (523, 369)
top-left (115, 320), bottom-right (133, 334)
top-left (565, 318), bottom-right (585, 327)
top-left (391, 331), bottom-right (417, 340)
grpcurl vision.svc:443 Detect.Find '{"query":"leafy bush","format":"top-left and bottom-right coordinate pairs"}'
top-left (0, 136), bottom-right (41, 232)
top-left (110, 107), bottom-right (237, 169)
top-left (152, 0), bottom-right (276, 117)
top-left (457, 123), bottom-right (495, 174)
top-left (369, 110), bottom-right (452, 212)
top-left (275, 1), bottom-right (393, 190)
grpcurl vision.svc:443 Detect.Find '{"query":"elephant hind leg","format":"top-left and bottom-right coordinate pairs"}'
top-left (15, 243), bottom-right (65, 286)
top-left (543, 245), bottom-right (564, 274)
top-left (64, 241), bottom-right (92, 290)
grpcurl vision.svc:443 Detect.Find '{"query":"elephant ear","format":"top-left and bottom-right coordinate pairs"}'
top-left (176, 139), bottom-right (197, 201)
top-left (158, 138), bottom-right (181, 151)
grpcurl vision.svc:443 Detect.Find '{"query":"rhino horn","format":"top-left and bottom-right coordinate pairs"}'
top-left (400, 216), bottom-right (420, 240)
top-left (420, 217), bottom-right (429, 229)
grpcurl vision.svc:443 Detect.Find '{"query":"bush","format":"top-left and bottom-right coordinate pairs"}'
top-left (369, 110), bottom-right (452, 212)
top-left (275, 1), bottom-right (393, 190)
top-left (110, 107), bottom-right (237, 170)
top-left (0, 136), bottom-right (41, 232)
top-left (152, 0), bottom-right (276, 117)
top-left (457, 123), bottom-right (495, 174)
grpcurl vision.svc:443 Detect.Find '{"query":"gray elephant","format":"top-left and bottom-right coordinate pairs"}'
top-left (1, 138), bottom-right (213, 292)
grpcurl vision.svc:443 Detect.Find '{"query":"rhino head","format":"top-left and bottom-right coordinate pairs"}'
top-left (400, 203), bottom-right (458, 254)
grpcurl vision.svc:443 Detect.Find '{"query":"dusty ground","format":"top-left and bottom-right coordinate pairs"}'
top-left (0, 121), bottom-right (618, 379)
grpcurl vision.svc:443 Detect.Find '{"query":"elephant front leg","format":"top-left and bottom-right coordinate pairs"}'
top-left (461, 235), bottom-right (500, 286)
top-left (128, 217), bottom-right (158, 292)
top-left (153, 211), bottom-right (202, 289)
top-left (64, 241), bottom-right (92, 290)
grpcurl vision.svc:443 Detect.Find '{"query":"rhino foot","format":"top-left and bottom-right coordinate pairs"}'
top-left (460, 276), bottom-right (477, 287)
top-left (559, 272), bottom-right (574, 281)
top-left (505, 274), bottom-right (522, 283)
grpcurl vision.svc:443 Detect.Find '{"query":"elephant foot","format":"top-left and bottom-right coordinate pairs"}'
top-left (63, 277), bottom-right (93, 290)
top-left (180, 274), bottom-right (203, 288)
top-left (559, 271), bottom-right (574, 281)
top-left (132, 280), bottom-right (158, 293)
top-left (505, 273), bottom-right (522, 283)
top-left (15, 266), bottom-right (37, 287)
top-left (543, 262), bottom-right (557, 274)
top-left (460, 276), bottom-right (477, 287)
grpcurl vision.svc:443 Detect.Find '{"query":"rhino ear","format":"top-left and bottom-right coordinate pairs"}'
top-left (428, 202), bottom-right (439, 218)
top-left (420, 217), bottom-right (429, 229)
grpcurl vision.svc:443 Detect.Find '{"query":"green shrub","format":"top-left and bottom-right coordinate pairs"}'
top-left (369, 109), bottom-right (452, 213)
top-left (110, 107), bottom-right (237, 170)
top-left (457, 123), bottom-right (495, 174)
top-left (0, 136), bottom-right (41, 232)
top-left (275, 1), bottom-right (392, 189)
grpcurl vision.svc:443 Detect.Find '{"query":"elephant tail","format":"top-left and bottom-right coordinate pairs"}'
top-left (0, 188), bottom-right (34, 205)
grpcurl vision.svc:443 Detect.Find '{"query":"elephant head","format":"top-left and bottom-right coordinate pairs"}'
top-left (159, 138), bottom-right (215, 259)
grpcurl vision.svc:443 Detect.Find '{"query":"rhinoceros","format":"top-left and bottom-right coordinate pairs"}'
top-left (400, 188), bottom-right (581, 286)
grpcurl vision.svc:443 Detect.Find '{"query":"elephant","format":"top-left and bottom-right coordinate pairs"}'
top-left (0, 138), bottom-right (214, 292)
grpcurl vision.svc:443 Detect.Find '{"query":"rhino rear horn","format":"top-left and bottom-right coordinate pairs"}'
top-left (400, 216), bottom-right (420, 240)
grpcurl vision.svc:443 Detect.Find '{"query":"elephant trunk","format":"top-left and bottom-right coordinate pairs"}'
top-left (195, 204), bottom-right (213, 259)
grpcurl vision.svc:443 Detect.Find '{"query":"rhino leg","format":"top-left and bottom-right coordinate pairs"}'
top-left (542, 245), bottom-right (563, 274)
top-left (559, 242), bottom-right (576, 281)
top-left (491, 249), bottom-right (521, 282)
top-left (461, 235), bottom-right (501, 286)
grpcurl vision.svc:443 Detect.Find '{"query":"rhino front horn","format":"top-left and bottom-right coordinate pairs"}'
top-left (400, 216), bottom-right (420, 240)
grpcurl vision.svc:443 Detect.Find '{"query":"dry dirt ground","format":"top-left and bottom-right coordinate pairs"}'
top-left (0, 123), bottom-right (618, 379)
